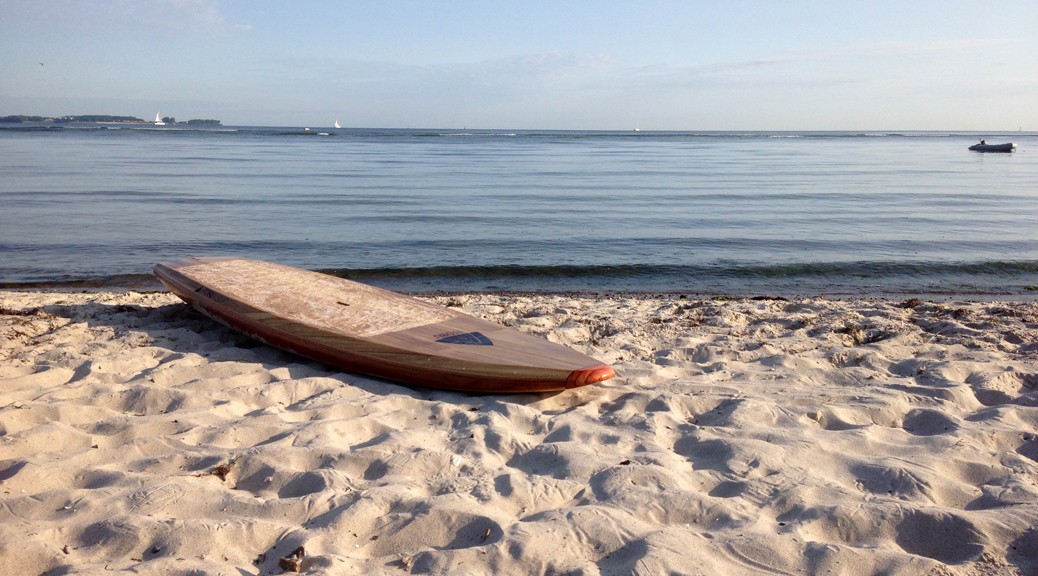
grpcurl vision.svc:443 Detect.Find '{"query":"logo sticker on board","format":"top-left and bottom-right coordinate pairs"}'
top-left (436, 331), bottom-right (493, 346)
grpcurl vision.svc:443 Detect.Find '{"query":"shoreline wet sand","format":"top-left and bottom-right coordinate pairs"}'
top-left (2, 289), bottom-right (1037, 575)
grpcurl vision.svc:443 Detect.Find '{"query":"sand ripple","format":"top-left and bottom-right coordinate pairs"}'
top-left (1, 290), bottom-right (1036, 574)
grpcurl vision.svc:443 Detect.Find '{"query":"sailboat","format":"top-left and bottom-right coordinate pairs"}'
top-left (154, 112), bottom-right (165, 126)
top-left (334, 119), bottom-right (341, 129)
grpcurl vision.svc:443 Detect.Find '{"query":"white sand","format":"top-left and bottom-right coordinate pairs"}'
top-left (2, 290), bottom-right (1037, 575)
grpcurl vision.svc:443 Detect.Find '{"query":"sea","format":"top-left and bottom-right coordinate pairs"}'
top-left (2, 124), bottom-right (1036, 298)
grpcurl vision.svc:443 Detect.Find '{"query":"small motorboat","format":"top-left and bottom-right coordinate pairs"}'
top-left (969, 141), bottom-right (1016, 152)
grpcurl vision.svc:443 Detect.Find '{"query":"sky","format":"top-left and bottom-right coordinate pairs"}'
top-left (1, 0), bottom-right (1036, 130)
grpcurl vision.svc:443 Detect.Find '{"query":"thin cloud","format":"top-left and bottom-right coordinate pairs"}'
top-left (835, 37), bottom-right (1020, 59)
top-left (620, 37), bottom-right (1021, 89)
top-left (148, 0), bottom-right (253, 32)
top-left (421, 52), bottom-right (617, 85)
top-left (629, 56), bottom-right (794, 78)
top-left (4, 0), bottom-right (251, 33)
top-left (280, 52), bottom-right (616, 89)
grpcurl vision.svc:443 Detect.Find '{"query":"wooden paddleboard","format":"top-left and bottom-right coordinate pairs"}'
top-left (153, 257), bottom-right (615, 393)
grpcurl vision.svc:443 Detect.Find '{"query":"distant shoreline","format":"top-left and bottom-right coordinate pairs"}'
top-left (0, 114), bottom-right (221, 126)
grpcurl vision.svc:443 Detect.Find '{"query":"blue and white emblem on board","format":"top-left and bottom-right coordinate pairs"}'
top-left (436, 331), bottom-right (493, 346)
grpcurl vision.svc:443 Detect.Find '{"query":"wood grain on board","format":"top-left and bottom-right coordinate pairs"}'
top-left (154, 257), bottom-right (615, 392)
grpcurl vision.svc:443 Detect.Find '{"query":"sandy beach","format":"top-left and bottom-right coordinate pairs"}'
top-left (2, 289), bottom-right (1037, 575)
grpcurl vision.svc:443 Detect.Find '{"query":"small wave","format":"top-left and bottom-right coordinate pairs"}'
top-left (439, 132), bottom-right (518, 137)
top-left (0, 273), bottom-right (162, 290)
top-left (323, 261), bottom-right (1038, 281)
top-left (4, 260), bottom-right (1035, 297)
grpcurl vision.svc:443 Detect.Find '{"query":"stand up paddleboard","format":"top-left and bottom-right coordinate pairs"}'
top-left (153, 257), bottom-right (615, 393)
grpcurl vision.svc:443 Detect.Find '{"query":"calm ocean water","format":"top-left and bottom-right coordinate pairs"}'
top-left (1, 125), bottom-right (1036, 297)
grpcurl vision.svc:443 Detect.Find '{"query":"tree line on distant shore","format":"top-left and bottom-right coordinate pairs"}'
top-left (0, 115), bottom-right (221, 125)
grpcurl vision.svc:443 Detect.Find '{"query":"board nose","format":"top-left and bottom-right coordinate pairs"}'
top-left (565, 364), bottom-right (616, 388)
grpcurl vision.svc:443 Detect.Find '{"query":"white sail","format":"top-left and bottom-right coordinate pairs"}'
top-left (154, 113), bottom-right (165, 126)
top-left (334, 120), bottom-right (341, 129)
